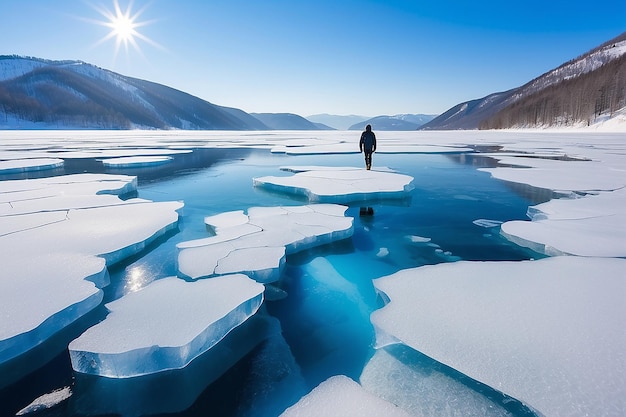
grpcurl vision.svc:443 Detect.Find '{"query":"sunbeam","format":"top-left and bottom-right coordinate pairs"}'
top-left (90, 0), bottom-right (162, 58)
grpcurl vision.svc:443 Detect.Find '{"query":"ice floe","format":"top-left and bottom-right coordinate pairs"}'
top-left (481, 155), bottom-right (625, 192)
top-left (501, 187), bottom-right (626, 257)
top-left (70, 315), bottom-right (295, 415)
top-left (16, 386), bottom-right (72, 416)
top-left (0, 174), bottom-right (183, 381)
top-left (100, 155), bottom-right (173, 167)
top-left (360, 346), bottom-right (520, 417)
top-left (253, 166), bottom-right (414, 203)
top-left (177, 204), bottom-right (353, 281)
top-left (0, 158), bottom-right (63, 174)
top-left (69, 275), bottom-right (264, 377)
top-left (371, 256), bottom-right (626, 417)
top-left (2, 129), bottom-right (626, 415)
top-left (280, 375), bottom-right (411, 417)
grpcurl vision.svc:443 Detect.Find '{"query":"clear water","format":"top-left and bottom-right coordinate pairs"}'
top-left (0, 148), bottom-right (546, 416)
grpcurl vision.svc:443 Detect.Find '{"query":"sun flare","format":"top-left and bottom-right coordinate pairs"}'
top-left (91, 0), bottom-right (160, 57)
top-left (110, 13), bottom-right (137, 43)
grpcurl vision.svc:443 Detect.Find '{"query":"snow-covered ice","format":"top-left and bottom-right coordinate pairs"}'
top-left (501, 187), bottom-right (626, 257)
top-left (0, 174), bottom-right (183, 373)
top-left (70, 314), bottom-right (295, 416)
top-left (475, 140), bottom-right (626, 257)
top-left (69, 274), bottom-right (265, 377)
top-left (253, 166), bottom-right (414, 203)
top-left (0, 158), bottom-right (63, 173)
top-left (100, 155), bottom-right (173, 168)
top-left (280, 375), bottom-right (411, 417)
top-left (481, 154), bottom-right (624, 192)
top-left (371, 257), bottom-right (626, 417)
top-left (177, 204), bottom-right (353, 281)
top-left (1, 129), bottom-right (626, 415)
top-left (360, 346), bottom-right (518, 417)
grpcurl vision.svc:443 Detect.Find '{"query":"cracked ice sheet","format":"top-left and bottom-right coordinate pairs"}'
top-left (0, 174), bottom-right (183, 366)
top-left (501, 187), bottom-right (626, 257)
top-left (69, 275), bottom-right (265, 377)
top-left (280, 375), bottom-right (411, 417)
top-left (177, 204), bottom-right (353, 282)
top-left (371, 257), bottom-right (626, 417)
top-left (481, 155), bottom-right (625, 192)
top-left (476, 141), bottom-right (626, 258)
top-left (253, 167), bottom-right (414, 203)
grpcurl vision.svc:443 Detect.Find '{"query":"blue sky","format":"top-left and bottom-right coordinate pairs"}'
top-left (2, 0), bottom-right (625, 116)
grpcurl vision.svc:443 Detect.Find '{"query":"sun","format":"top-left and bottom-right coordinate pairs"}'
top-left (110, 12), bottom-right (137, 43)
top-left (91, 0), bottom-right (160, 57)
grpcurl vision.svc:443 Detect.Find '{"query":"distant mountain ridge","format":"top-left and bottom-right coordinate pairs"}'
top-left (306, 114), bottom-right (369, 130)
top-left (421, 31), bottom-right (626, 130)
top-left (418, 90), bottom-right (516, 130)
top-left (349, 114), bottom-right (436, 131)
top-left (0, 55), bottom-right (268, 130)
top-left (250, 113), bottom-right (333, 130)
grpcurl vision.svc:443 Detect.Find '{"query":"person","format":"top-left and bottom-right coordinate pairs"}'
top-left (359, 124), bottom-right (376, 170)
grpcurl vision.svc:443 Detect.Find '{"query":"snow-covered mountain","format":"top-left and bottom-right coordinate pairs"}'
top-left (306, 114), bottom-right (369, 130)
top-left (349, 114), bottom-right (436, 131)
top-left (0, 56), bottom-right (268, 130)
top-left (250, 113), bottom-right (333, 130)
top-left (418, 90), bottom-right (516, 130)
top-left (421, 31), bottom-right (626, 130)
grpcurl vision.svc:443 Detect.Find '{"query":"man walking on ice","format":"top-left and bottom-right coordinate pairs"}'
top-left (359, 124), bottom-right (377, 170)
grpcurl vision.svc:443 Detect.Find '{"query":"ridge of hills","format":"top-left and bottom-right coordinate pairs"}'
top-left (420, 31), bottom-right (626, 130)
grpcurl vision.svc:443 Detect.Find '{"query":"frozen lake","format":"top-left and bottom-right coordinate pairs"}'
top-left (1, 130), bottom-right (624, 417)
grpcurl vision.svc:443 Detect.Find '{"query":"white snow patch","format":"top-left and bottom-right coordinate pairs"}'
top-left (371, 257), bottom-right (626, 417)
top-left (280, 375), bottom-right (411, 417)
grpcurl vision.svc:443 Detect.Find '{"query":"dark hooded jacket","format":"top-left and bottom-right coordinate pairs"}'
top-left (359, 125), bottom-right (376, 152)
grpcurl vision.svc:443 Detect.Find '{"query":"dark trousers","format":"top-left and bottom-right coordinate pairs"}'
top-left (364, 150), bottom-right (373, 168)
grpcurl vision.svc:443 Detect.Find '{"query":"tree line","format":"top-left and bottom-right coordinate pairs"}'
top-left (480, 53), bottom-right (626, 129)
top-left (0, 67), bottom-right (159, 128)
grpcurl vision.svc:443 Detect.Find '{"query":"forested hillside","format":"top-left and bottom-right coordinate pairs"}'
top-left (481, 44), bottom-right (626, 129)
top-left (0, 56), bottom-right (268, 130)
top-left (421, 31), bottom-right (626, 130)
